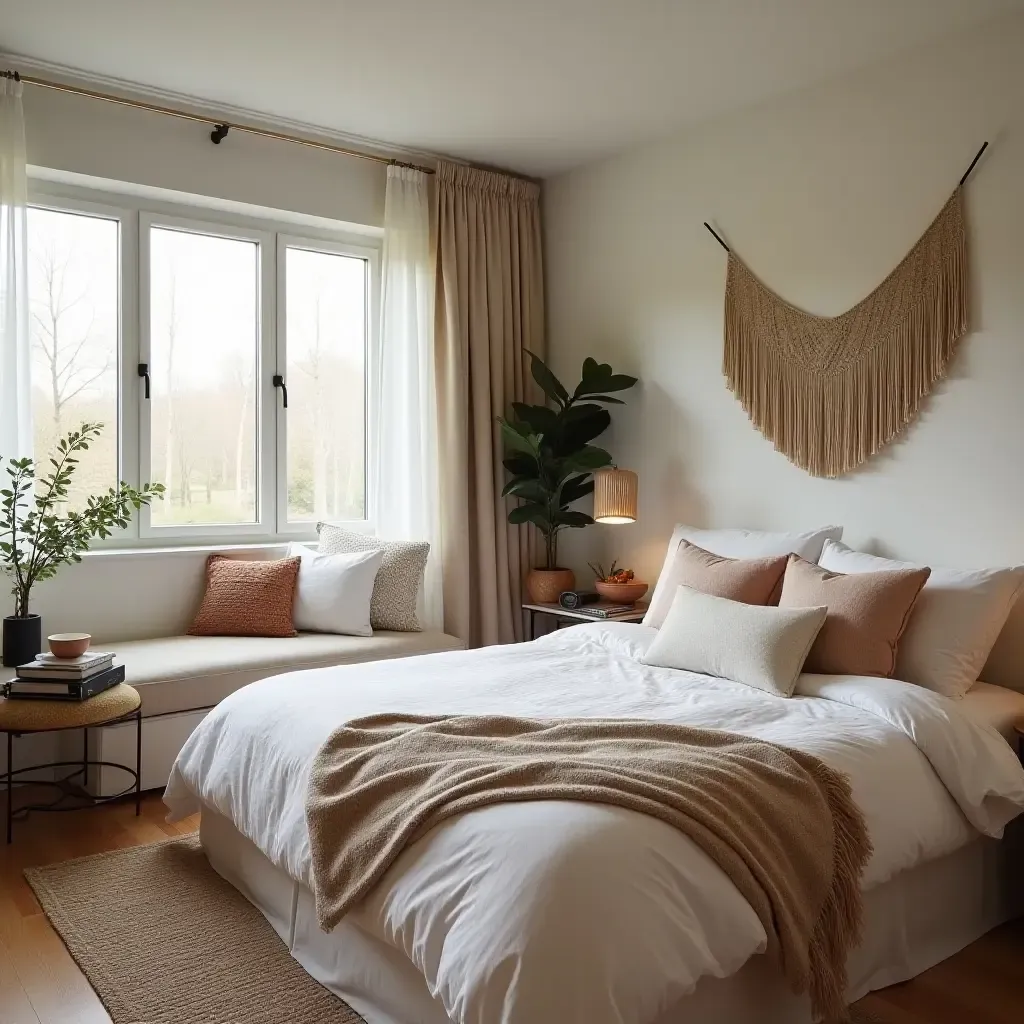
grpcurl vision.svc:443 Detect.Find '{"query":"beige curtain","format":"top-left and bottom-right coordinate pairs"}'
top-left (434, 161), bottom-right (544, 648)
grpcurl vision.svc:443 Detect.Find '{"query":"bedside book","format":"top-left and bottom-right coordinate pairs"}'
top-left (16, 651), bottom-right (115, 680)
top-left (572, 603), bottom-right (639, 619)
top-left (4, 663), bottom-right (125, 701)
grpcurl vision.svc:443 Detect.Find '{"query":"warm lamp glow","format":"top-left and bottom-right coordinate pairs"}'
top-left (593, 467), bottom-right (638, 524)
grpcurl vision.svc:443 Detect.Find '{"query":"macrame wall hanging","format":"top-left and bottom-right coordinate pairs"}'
top-left (705, 143), bottom-right (987, 479)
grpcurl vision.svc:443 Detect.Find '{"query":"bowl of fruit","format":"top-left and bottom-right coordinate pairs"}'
top-left (589, 562), bottom-right (648, 605)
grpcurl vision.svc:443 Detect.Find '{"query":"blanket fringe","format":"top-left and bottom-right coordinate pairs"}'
top-left (805, 762), bottom-right (874, 1023)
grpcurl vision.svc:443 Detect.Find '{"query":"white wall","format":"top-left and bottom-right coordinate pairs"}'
top-left (30, 544), bottom-right (292, 643)
top-left (544, 13), bottom-right (1024, 685)
top-left (22, 84), bottom-right (385, 227)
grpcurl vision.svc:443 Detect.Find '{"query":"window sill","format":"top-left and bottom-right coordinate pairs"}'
top-left (80, 539), bottom-right (311, 561)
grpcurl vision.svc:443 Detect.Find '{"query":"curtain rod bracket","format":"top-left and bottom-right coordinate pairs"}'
top-left (704, 222), bottom-right (730, 253)
top-left (959, 141), bottom-right (988, 187)
top-left (210, 123), bottom-right (230, 145)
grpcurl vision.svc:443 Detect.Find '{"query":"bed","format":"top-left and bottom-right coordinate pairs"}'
top-left (164, 621), bottom-right (1024, 1024)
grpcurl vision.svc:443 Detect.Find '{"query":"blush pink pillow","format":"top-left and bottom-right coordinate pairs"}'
top-left (643, 541), bottom-right (789, 629)
top-left (778, 555), bottom-right (930, 677)
top-left (188, 555), bottom-right (301, 638)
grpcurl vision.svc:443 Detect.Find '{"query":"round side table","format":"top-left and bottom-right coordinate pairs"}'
top-left (0, 683), bottom-right (142, 844)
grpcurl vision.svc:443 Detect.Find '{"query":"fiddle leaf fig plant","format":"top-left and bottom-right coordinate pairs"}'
top-left (498, 352), bottom-right (637, 570)
top-left (1, 423), bottom-right (165, 618)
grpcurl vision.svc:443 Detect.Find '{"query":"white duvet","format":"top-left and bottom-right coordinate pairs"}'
top-left (165, 623), bottom-right (1024, 1024)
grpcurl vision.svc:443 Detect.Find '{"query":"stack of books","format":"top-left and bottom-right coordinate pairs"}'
top-left (4, 651), bottom-right (125, 701)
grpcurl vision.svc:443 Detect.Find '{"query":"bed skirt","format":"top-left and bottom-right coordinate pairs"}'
top-left (199, 805), bottom-right (1023, 1024)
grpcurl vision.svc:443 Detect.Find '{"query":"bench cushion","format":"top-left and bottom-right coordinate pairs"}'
top-left (105, 631), bottom-right (465, 718)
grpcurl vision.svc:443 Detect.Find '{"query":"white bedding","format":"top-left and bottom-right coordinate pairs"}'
top-left (165, 622), bottom-right (1024, 1024)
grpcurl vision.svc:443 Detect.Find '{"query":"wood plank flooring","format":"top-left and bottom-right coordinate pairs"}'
top-left (0, 788), bottom-right (1020, 1024)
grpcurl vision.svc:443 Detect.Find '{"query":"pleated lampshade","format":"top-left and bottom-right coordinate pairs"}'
top-left (593, 467), bottom-right (638, 524)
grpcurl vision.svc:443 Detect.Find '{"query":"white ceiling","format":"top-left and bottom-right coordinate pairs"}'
top-left (1, 0), bottom-right (1022, 177)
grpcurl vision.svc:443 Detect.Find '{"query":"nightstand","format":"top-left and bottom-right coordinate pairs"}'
top-left (522, 602), bottom-right (647, 641)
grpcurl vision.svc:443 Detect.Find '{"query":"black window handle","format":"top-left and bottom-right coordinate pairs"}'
top-left (138, 363), bottom-right (151, 399)
top-left (273, 374), bottom-right (288, 409)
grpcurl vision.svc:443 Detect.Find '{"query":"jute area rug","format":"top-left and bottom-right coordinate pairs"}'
top-left (25, 834), bottom-right (891, 1024)
top-left (25, 835), bottom-right (363, 1023)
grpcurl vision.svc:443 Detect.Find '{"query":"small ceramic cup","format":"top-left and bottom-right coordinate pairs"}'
top-left (47, 632), bottom-right (92, 659)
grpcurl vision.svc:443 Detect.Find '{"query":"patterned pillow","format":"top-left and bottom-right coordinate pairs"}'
top-left (188, 555), bottom-right (300, 638)
top-left (316, 524), bottom-right (427, 632)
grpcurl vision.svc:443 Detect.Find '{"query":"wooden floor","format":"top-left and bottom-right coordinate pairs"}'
top-left (0, 790), bottom-right (1020, 1024)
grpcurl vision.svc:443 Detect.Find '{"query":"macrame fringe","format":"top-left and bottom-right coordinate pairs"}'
top-left (723, 192), bottom-right (968, 478)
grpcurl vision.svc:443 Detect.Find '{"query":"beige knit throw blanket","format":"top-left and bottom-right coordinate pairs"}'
top-left (305, 714), bottom-right (872, 1022)
top-left (724, 188), bottom-right (967, 477)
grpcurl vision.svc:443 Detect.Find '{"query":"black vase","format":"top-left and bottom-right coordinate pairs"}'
top-left (2, 615), bottom-right (42, 668)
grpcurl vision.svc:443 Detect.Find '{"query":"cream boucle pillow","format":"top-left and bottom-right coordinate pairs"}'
top-left (316, 524), bottom-right (427, 632)
top-left (642, 586), bottom-right (827, 698)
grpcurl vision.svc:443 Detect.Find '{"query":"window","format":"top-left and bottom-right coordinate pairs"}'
top-left (25, 186), bottom-right (379, 545)
top-left (147, 224), bottom-right (260, 528)
top-left (27, 206), bottom-right (120, 509)
top-left (281, 242), bottom-right (368, 525)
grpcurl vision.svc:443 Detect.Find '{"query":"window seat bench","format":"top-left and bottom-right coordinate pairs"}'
top-left (81, 630), bottom-right (465, 794)
top-left (106, 631), bottom-right (465, 718)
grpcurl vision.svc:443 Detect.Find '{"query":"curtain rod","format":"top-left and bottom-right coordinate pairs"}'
top-left (2, 67), bottom-right (435, 175)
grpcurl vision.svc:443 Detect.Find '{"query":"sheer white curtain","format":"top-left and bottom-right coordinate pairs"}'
top-left (0, 76), bottom-right (30, 460)
top-left (372, 165), bottom-right (443, 628)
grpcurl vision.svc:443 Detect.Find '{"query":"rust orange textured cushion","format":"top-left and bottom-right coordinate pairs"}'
top-left (642, 540), bottom-right (789, 629)
top-left (778, 554), bottom-right (930, 677)
top-left (187, 555), bottom-right (301, 638)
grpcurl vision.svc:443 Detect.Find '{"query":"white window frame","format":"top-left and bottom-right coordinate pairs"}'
top-left (275, 233), bottom-right (379, 538)
top-left (26, 180), bottom-right (381, 548)
top-left (138, 211), bottom-right (274, 541)
top-left (24, 193), bottom-right (139, 537)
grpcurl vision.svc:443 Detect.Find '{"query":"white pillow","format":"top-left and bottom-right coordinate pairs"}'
top-left (317, 524), bottom-right (428, 632)
top-left (642, 586), bottom-right (827, 698)
top-left (646, 524), bottom-right (842, 624)
top-left (818, 540), bottom-right (1024, 699)
top-left (287, 543), bottom-right (384, 636)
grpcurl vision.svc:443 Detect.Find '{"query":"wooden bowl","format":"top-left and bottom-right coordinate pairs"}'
top-left (47, 632), bottom-right (92, 659)
top-left (594, 580), bottom-right (648, 605)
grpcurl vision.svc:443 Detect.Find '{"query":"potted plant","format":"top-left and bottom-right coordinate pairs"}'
top-left (499, 353), bottom-right (637, 604)
top-left (1, 423), bottom-right (164, 667)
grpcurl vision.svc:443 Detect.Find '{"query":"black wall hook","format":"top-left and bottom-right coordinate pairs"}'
top-left (959, 141), bottom-right (988, 187)
top-left (210, 123), bottom-right (230, 145)
top-left (703, 222), bottom-right (730, 253)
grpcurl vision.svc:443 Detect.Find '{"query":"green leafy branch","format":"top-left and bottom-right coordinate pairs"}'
top-left (498, 353), bottom-right (637, 569)
top-left (1, 423), bottom-right (165, 618)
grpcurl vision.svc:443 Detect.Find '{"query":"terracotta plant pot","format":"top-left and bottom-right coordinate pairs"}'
top-left (526, 568), bottom-right (576, 604)
top-left (594, 580), bottom-right (649, 605)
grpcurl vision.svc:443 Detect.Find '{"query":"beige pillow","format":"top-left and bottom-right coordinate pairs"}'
top-left (779, 555), bottom-right (930, 678)
top-left (188, 555), bottom-right (300, 638)
top-left (818, 540), bottom-right (1024, 698)
top-left (642, 586), bottom-right (827, 698)
top-left (646, 524), bottom-right (842, 626)
top-left (643, 541), bottom-right (788, 629)
top-left (317, 523), bottom-right (427, 632)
